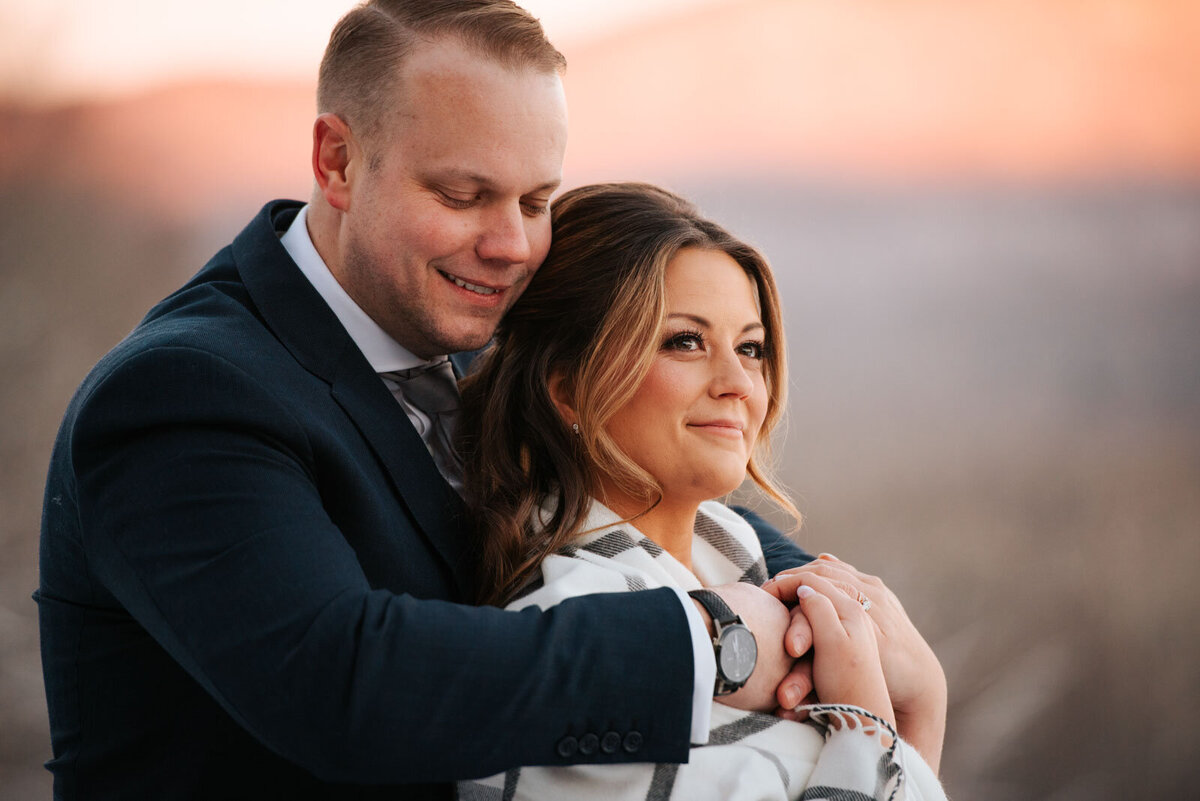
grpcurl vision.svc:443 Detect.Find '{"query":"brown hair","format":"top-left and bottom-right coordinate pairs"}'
top-left (317, 0), bottom-right (566, 140)
top-left (458, 182), bottom-right (799, 605)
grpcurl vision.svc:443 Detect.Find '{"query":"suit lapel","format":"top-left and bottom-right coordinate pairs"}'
top-left (230, 201), bottom-right (471, 596)
top-left (328, 358), bottom-right (472, 597)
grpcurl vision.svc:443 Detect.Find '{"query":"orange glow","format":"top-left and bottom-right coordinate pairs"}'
top-left (2, 0), bottom-right (1197, 221)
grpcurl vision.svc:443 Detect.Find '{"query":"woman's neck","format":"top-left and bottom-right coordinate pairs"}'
top-left (600, 489), bottom-right (699, 571)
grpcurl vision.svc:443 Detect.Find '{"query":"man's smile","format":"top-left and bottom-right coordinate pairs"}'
top-left (438, 269), bottom-right (504, 296)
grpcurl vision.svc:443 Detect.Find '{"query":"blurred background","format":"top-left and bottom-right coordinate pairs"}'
top-left (2, 0), bottom-right (1198, 798)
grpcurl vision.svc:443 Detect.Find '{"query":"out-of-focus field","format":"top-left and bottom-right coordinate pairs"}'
top-left (716, 182), bottom-right (1200, 800)
top-left (2, 179), bottom-right (1197, 799)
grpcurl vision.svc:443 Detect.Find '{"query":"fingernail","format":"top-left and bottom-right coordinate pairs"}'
top-left (818, 552), bottom-right (839, 561)
top-left (781, 686), bottom-right (801, 709)
top-left (790, 634), bottom-right (808, 654)
top-left (797, 585), bottom-right (814, 600)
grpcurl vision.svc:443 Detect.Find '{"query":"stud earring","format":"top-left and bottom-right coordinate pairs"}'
top-left (571, 423), bottom-right (580, 436)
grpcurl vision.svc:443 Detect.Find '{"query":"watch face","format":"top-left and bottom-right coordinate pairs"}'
top-left (718, 625), bottom-right (757, 684)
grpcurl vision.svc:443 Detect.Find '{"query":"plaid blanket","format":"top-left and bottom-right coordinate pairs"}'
top-left (458, 500), bottom-right (946, 801)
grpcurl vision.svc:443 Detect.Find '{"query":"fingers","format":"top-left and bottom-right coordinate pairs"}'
top-left (764, 554), bottom-right (885, 600)
top-left (797, 574), bottom-right (872, 631)
top-left (794, 574), bottom-right (894, 725)
top-left (814, 554), bottom-right (884, 592)
top-left (785, 604), bottom-right (813, 658)
top-left (776, 687), bottom-right (818, 722)
top-left (760, 571), bottom-right (808, 603)
top-left (775, 655), bottom-right (814, 710)
top-left (792, 556), bottom-right (898, 617)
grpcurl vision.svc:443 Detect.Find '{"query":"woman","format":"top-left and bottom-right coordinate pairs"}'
top-left (456, 183), bottom-right (947, 800)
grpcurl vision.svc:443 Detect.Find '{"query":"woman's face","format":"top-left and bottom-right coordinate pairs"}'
top-left (603, 247), bottom-right (770, 509)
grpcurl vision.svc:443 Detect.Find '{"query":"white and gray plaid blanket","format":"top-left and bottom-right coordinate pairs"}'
top-left (458, 500), bottom-right (945, 801)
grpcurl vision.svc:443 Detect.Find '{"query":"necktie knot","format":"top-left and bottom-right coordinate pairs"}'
top-left (382, 360), bottom-right (459, 417)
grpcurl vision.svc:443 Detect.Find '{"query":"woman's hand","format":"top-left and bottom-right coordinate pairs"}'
top-left (765, 555), bottom-right (946, 772)
top-left (792, 573), bottom-right (895, 729)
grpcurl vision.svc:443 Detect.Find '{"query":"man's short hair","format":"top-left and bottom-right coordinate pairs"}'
top-left (318, 0), bottom-right (566, 140)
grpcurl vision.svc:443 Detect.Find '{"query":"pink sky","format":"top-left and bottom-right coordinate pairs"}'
top-left (3, 0), bottom-right (1197, 219)
top-left (0, 0), bottom-right (727, 102)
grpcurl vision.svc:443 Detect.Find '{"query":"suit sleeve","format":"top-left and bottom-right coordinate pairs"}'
top-left (729, 505), bottom-right (814, 575)
top-left (70, 345), bottom-right (695, 783)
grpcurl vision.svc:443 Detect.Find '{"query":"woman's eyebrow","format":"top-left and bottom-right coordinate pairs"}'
top-left (666, 312), bottom-right (764, 334)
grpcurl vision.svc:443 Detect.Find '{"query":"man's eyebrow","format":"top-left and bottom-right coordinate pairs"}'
top-left (666, 312), bottom-right (764, 334)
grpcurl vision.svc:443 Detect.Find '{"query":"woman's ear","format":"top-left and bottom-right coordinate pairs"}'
top-left (547, 373), bottom-right (578, 429)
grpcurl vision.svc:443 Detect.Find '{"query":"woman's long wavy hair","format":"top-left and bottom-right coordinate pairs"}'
top-left (457, 182), bottom-right (799, 605)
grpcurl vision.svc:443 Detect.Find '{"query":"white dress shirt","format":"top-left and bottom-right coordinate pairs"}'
top-left (280, 204), bottom-right (716, 743)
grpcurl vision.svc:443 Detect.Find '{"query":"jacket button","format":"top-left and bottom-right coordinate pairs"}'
top-left (579, 733), bottom-right (600, 755)
top-left (556, 736), bottom-right (579, 758)
top-left (623, 731), bottom-right (644, 753)
top-left (600, 731), bottom-right (622, 754)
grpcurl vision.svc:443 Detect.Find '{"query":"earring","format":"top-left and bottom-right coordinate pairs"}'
top-left (571, 423), bottom-right (580, 436)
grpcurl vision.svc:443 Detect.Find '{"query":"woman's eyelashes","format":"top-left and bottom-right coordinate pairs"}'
top-left (736, 339), bottom-right (766, 360)
top-left (660, 329), bottom-right (767, 360)
top-left (662, 329), bottom-right (705, 352)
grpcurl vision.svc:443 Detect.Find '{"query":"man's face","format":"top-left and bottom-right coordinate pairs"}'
top-left (335, 38), bottom-right (568, 359)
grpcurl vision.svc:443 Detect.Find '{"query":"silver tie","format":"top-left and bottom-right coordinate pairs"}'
top-left (380, 360), bottom-right (463, 491)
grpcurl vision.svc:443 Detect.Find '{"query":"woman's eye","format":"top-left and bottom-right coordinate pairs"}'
top-left (737, 340), bottom-right (766, 360)
top-left (664, 332), bottom-right (703, 352)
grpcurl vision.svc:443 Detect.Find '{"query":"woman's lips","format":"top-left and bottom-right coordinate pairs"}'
top-left (687, 420), bottom-right (744, 438)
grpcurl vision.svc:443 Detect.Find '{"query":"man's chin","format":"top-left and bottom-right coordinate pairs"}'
top-left (436, 327), bottom-right (499, 357)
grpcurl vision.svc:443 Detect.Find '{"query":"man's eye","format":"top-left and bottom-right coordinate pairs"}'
top-left (521, 201), bottom-right (549, 217)
top-left (439, 192), bottom-right (476, 209)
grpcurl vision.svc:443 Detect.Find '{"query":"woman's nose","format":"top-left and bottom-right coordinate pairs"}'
top-left (710, 349), bottom-right (754, 399)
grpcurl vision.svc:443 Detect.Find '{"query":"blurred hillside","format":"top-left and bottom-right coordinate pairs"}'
top-left (3, 0), bottom-right (1200, 798)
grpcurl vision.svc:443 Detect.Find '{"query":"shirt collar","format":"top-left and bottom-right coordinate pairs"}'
top-left (280, 204), bottom-right (429, 373)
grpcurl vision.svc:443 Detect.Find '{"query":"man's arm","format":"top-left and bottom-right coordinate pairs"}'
top-left (62, 345), bottom-right (697, 782)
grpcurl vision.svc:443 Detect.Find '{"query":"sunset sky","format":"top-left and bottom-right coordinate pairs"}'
top-left (4, 0), bottom-right (1197, 203)
top-left (1, 0), bottom-right (727, 102)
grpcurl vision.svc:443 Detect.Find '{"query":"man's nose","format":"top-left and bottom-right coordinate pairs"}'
top-left (476, 204), bottom-right (532, 265)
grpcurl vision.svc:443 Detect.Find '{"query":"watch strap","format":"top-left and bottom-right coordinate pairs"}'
top-left (687, 589), bottom-right (753, 697)
top-left (687, 588), bottom-right (740, 628)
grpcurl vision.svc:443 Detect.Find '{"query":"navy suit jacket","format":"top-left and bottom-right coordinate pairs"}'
top-left (37, 200), bottom-right (811, 800)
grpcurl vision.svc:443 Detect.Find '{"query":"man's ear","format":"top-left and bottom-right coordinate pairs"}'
top-left (312, 113), bottom-right (357, 212)
top-left (547, 373), bottom-right (578, 429)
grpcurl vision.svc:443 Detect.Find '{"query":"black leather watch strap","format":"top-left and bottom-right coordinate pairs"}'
top-left (687, 588), bottom-right (755, 696)
top-left (687, 589), bottom-right (739, 628)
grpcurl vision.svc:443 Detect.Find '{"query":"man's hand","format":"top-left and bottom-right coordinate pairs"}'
top-left (694, 582), bottom-right (796, 713)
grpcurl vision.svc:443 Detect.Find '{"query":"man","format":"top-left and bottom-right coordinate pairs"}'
top-left (37, 2), bottom-right (814, 798)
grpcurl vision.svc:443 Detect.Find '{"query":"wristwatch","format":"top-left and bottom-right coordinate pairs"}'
top-left (687, 589), bottom-right (757, 696)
